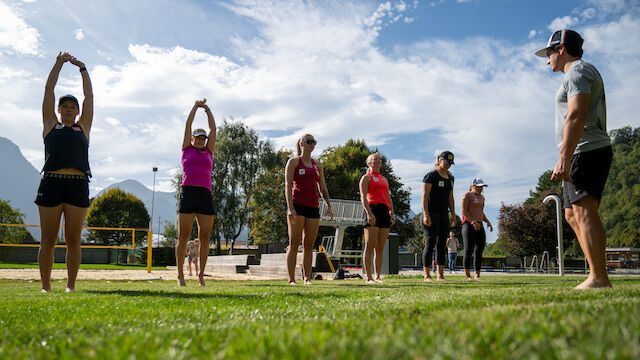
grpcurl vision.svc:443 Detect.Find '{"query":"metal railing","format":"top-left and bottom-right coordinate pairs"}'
top-left (319, 199), bottom-right (366, 225)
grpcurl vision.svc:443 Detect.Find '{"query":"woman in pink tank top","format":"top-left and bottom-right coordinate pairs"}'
top-left (175, 99), bottom-right (216, 287)
top-left (284, 134), bottom-right (333, 285)
top-left (359, 152), bottom-right (395, 284)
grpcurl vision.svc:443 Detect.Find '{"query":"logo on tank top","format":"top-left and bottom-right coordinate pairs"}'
top-left (371, 174), bottom-right (379, 182)
top-left (299, 168), bottom-right (305, 175)
top-left (474, 198), bottom-right (480, 204)
top-left (438, 181), bottom-right (444, 187)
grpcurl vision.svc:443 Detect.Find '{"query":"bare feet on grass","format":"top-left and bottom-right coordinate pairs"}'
top-left (374, 278), bottom-right (383, 284)
top-left (177, 277), bottom-right (186, 287)
top-left (288, 281), bottom-right (297, 285)
top-left (198, 277), bottom-right (205, 287)
top-left (574, 277), bottom-right (612, 290)
top-left (436, 277), bottom-right (446, 282)
top-left (303, 279), bottom-right (312, 285)
top-left (423, 276), bottom-right (433, 282)
top-left (65, 286), bottom-right (74, 293)
top-left (366, 279), bottom-right (377, 284)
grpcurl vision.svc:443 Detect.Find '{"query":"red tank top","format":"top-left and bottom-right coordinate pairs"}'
top-left (292, 157), bottom-right (320, 208)
top-left (366, 171), bottom-right (391, 208)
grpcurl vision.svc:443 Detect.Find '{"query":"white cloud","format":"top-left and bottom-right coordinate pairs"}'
top-left (74, 28), bottom-right (84, 40)
top-left (0, 2), bottom-right (40, 55)
top-left (548, 16), bottom-right (580, 30)
top-left (528, 30), bottom-right (537, 39)
top-left (581, 8), bottom-right (596, 20)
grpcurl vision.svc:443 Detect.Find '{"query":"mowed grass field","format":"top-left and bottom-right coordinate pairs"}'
top-left (1, 276), bottom-right (639, 359)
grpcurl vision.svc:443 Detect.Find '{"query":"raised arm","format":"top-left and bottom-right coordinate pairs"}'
top-left (69, 57), bottom-right (93, 138)
top-left (42, 52), bottom-right (67, 136)
top-left (422, 183), bottom-right (432, 226)
top-left (202, 101), bottom-right (216, 153)
top-left (284, 157), bottom-right (298, 224)
top-left (317, 161), bottom-right (333, 221)
top-left (359, 174), bottom-right (375, 225)
top-left (182, 102), bottom-right (199, 149)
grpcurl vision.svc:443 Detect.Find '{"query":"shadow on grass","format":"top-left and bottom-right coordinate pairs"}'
top-left (84, 289), bottom-right (348, 300)
top-left (84, 289), bottom-right (264, 300)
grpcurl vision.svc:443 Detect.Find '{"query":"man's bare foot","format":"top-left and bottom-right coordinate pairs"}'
top-left (288, 281), bottom-right (297, 285)
top-left (177, 277), bottom-right (186, 287)
top-left (198, 277), bottom-right (205, 286)
top-left (574, 277), bottom-right (612, 290)
top-left (466, 277), bottom-right (473, 281)
top-left (65, 286), bottom-right (74, 293)
top-left (436, 277), bottom-right (446, 282)
top-left (304, 279), bottom-right (312, 285)
top-left (41, 288), bottom-right (50, 293)
top-left (424, 276), bottom-right (434, 282)
top-left (474, 276), bottom-right (481, 280)
top-left (374, 278), bottom-right (383, 283)
top-left (366, 279), bottom-right (377, 284)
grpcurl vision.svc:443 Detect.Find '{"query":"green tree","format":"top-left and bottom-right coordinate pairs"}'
top-left (318, 139), bottom-right (413, 249)
top-left (86, 188), bottom-right (150, 246)
top-left (524, 170), bottom-right (562, 206)
top-left (600, 126), bottom-right (640, 247)
top-left (161, 221), bottom-right (178, 247)
top-left (247, 149), bottom-right (291, 245)
top-left (498, 191), bottom-right (574, 260)
top-left (212, 121), bottom-right (277, 251)
top-left (0, 199), bottom-right (34, 244)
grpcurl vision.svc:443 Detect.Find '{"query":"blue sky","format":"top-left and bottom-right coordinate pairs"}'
top-left (1, 0), bottom-right (639, 243)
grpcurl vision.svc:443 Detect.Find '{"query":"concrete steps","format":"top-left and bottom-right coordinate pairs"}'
top-left (247, 252), bottom-right (317, 279)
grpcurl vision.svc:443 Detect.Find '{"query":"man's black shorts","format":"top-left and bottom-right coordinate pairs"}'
top-left (364, 203), bottom-right (391, 229)
top-left (178, 186), bottom-right (215, 215)
top-left (293, 203), bottom-right (320, 219)
top-left (34, 174), bottom-right (90, 208)
top-left (563, 145), bottom-right (612, 209)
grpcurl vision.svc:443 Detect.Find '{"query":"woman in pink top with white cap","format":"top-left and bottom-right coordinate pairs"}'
top-left (176, 99), bottom-right (216, 287)
top-left (460, 178), bottom-right (493, 280)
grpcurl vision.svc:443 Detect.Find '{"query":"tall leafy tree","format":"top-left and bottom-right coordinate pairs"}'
top-left (0, 199), bottom-right (34, 244)
top-left (247, 149), bottom-right (291, 245)
top-left (86, 188), bottom-right (150, 246)
top-left (601, 126), bottom-right (640, 247)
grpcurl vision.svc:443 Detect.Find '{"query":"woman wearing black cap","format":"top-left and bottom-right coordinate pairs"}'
top-left (36, 52), bottom-right (93, 292)
top-left (176, 99), bottom-right (216, 287)
top-left (421, 151), bottom-right (457, 281)
top-left (460, 178), bottom-right (493, 280)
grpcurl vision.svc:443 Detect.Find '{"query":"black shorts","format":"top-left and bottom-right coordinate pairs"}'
top-left (563, 146), bottom-right (612, 209)
top-left (178, 186), bottom-right (215, 215)
top-left (293, 203), bottom-right (320, 219)
top-left (364, 203), bottom-right (391, 229)
top-left (34, 174), bottom-right (90, 208)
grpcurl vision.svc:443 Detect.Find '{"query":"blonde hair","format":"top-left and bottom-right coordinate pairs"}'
top-left (296, 133), bottom-right (313, 156)
top-left (434, 158), bottom-right (453, 178)
top-left (365, 152), bottom-right (381, 173)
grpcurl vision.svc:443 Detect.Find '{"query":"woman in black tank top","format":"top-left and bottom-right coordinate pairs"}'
top-left (36, 52), bottom-right (93, 293)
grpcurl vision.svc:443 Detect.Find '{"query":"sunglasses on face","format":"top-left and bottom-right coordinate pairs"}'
top-left (304, 139), bottom-right (317, 145)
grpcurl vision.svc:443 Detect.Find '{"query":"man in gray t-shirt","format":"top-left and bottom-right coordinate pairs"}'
top-left (536, 29), bottom-right (613, 289)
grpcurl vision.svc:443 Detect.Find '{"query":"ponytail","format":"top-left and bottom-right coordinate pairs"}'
top-left (296, 139), bottom-right (302, 156)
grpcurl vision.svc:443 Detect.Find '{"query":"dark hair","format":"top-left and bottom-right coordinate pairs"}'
top-left (58, 94), bottom-right (79, 108)
top-left (564, 43), bottom-right (583, 58)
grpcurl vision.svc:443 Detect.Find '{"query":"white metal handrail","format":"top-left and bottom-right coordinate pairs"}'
top-left (319, 199), bottom-right (366, 225)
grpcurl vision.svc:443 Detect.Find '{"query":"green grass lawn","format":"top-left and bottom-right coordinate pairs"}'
top-left (0, 276), bottom-right (638, 359)
top-left (0, 262), bottom-right (166, 270)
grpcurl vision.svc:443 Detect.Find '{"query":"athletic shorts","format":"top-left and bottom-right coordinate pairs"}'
top-left (364, 203), bottom-right (391, 229)
top-left (178, 186), bottom-right (215, 215)
top-left (293, 203), bottom-right (320, 219)
top-left (563, 146), bottom-right (612, 209)
top-left (34, 173), bottom-right (90, 208)
top-left (188, 254), bottom-right (198, 262)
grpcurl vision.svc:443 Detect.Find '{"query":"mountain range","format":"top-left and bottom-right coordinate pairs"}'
top-left (0, 136), bottom-right (176, 231)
